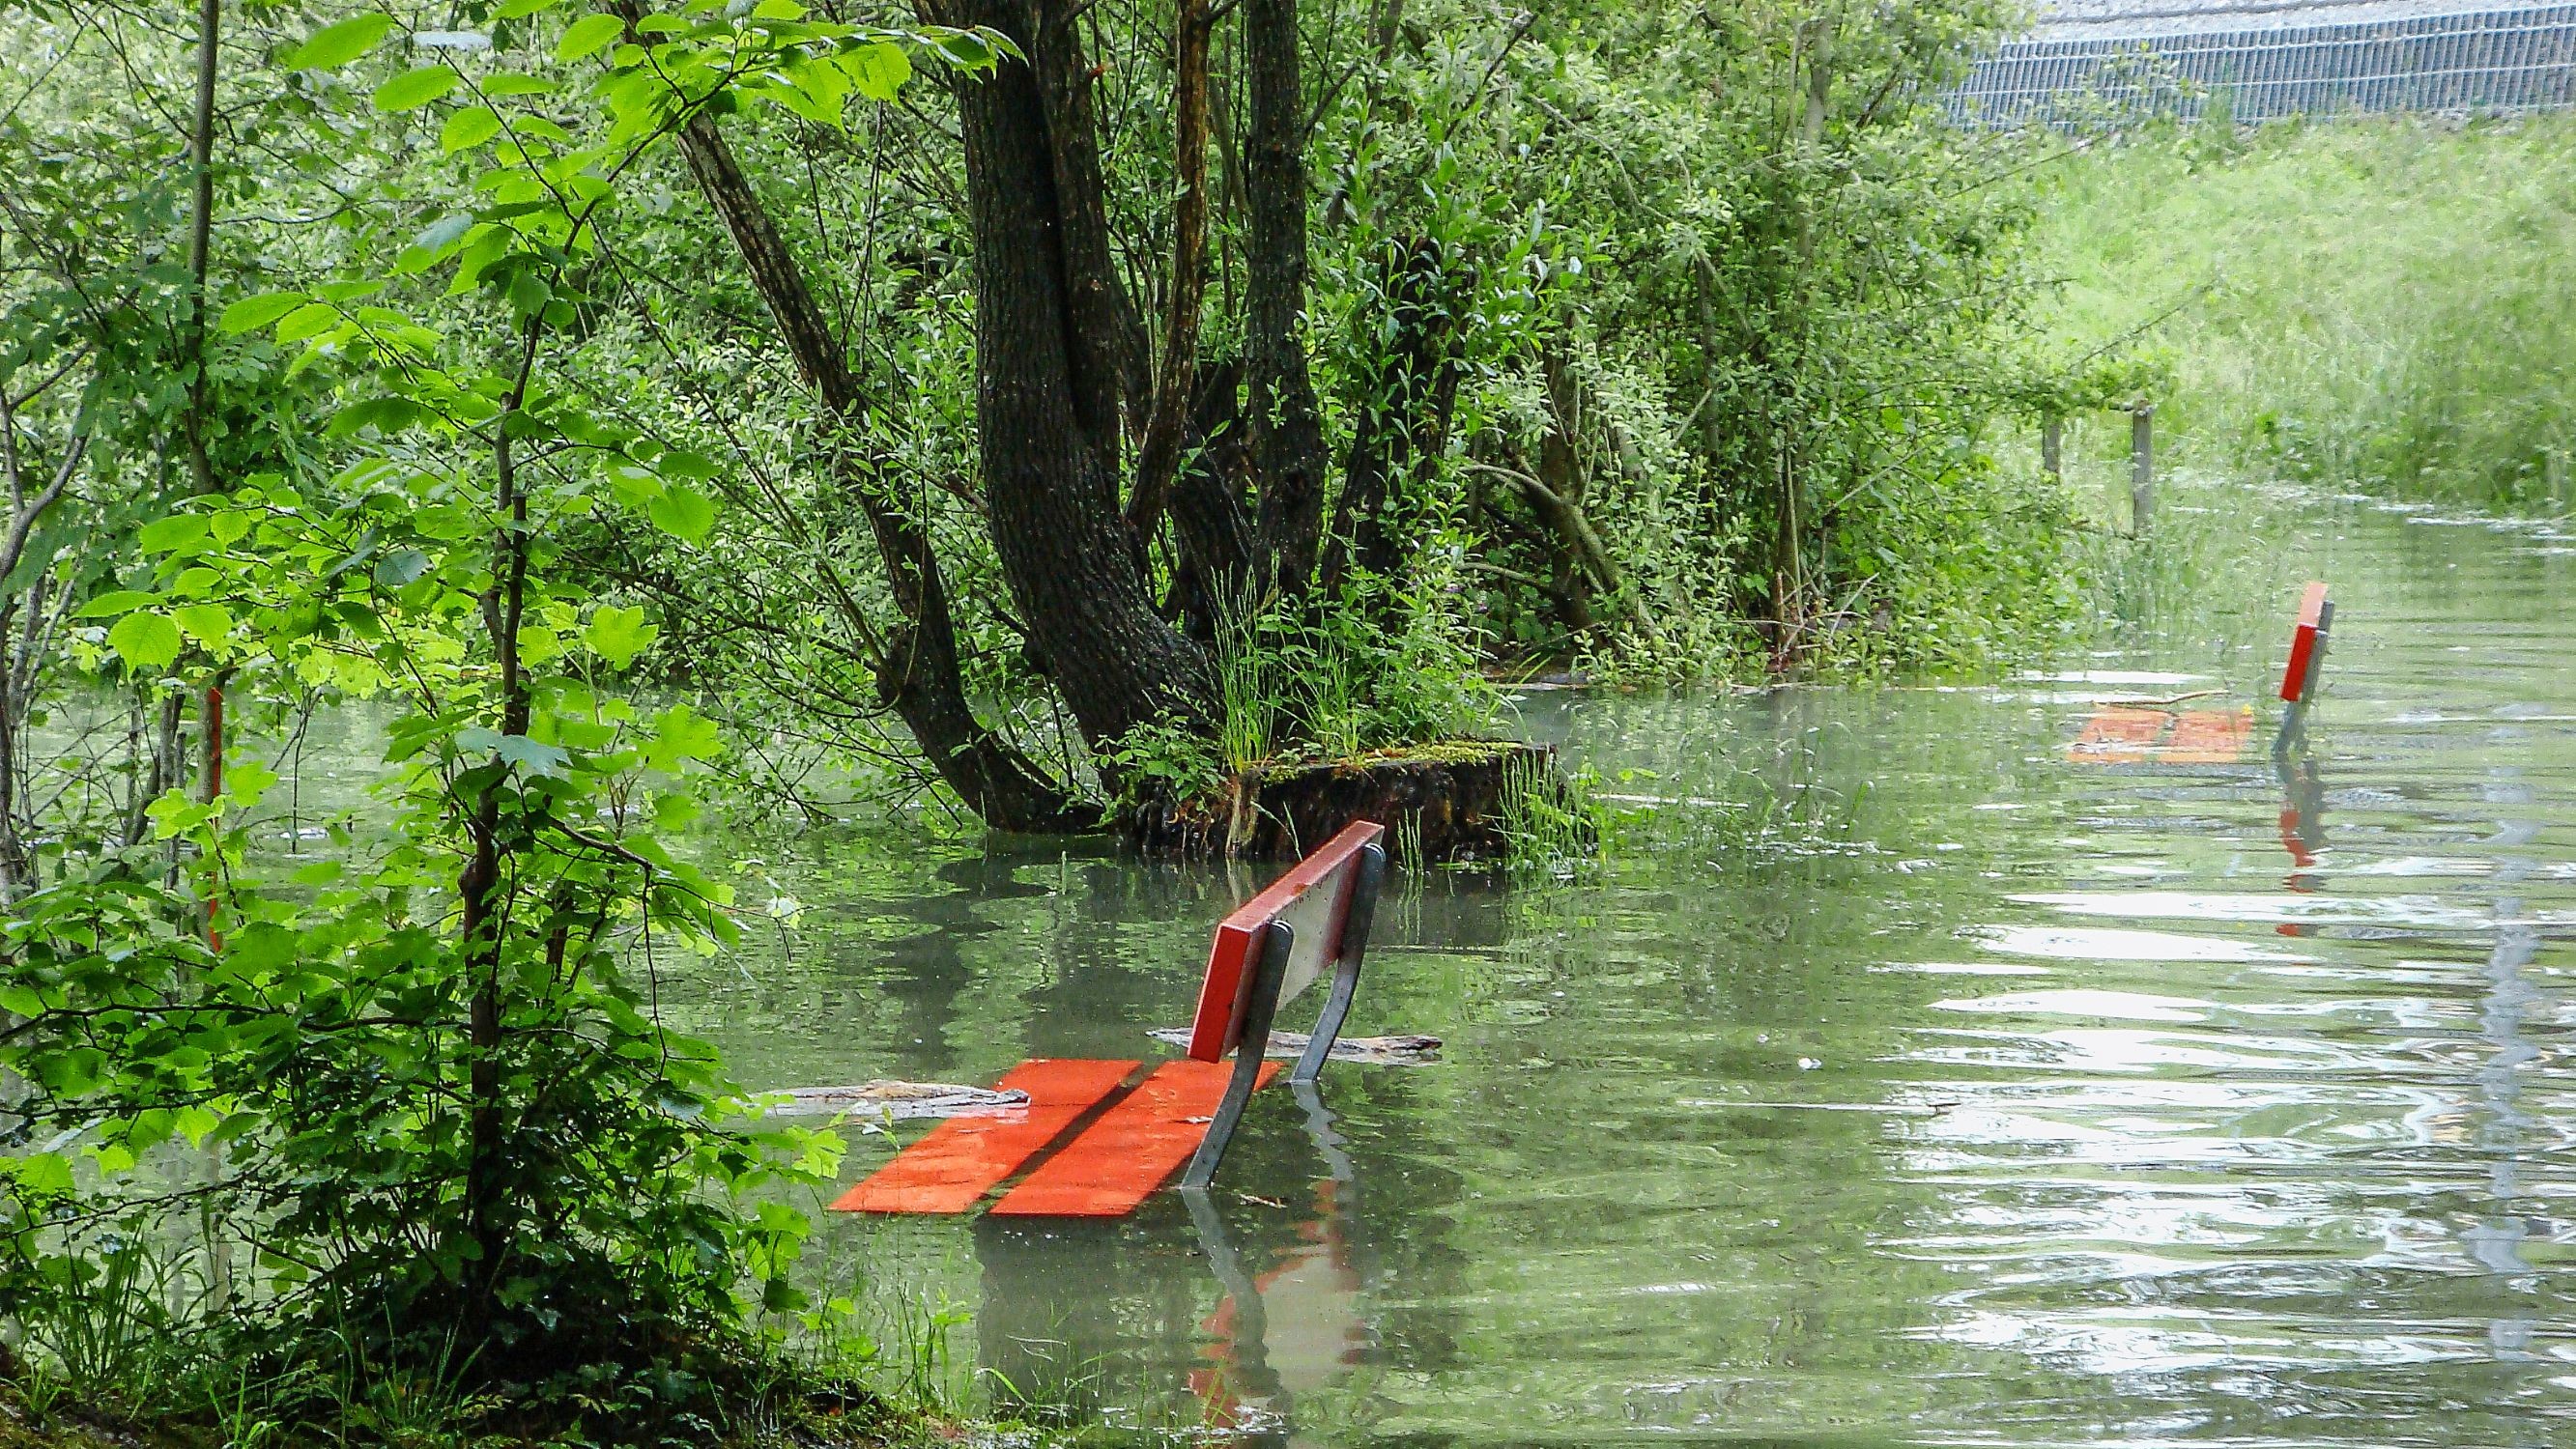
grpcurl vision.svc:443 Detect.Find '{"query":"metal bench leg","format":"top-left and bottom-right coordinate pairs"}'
top-left (2275, 606), bottom-right (2332, 758)
top-left (2274, 699), bottom-right (2308, 758)
top-left (1179, 919), bottom-right (1294, 1192)
top-left (1292, 842), bottom-right (1386, 1085)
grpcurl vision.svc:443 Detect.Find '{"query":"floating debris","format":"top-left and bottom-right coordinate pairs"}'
top-left (752, 1081), bottom-right (1030, 1120)
top-left (1146, 1028), bottom-right (1443, 1065)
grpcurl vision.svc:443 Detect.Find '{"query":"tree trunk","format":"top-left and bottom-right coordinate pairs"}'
top-left (1164, 361), bottom-right (1257, 642)
top-left (457, 329), bottom-right (540, 1334)
top-left (1243, 0), bottom-right (1331, 605)
top-left (182, 0), bottom-right (219, 500)
top-left (942, 0), bottom-right (1218, 753)
top-left (0, 603), bottom-right (19, 899)
top-left (658, 97), bottom-right (1091, 831)
top-left (1020, 2), bottom-right (1150, 457)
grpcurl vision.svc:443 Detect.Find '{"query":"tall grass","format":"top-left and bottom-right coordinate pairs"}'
top-left (2036, 112), bottom-right (2576, 509)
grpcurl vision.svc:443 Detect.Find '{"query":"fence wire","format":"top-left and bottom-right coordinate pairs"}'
top-left (1952, 3), bottom-right (2576, 125)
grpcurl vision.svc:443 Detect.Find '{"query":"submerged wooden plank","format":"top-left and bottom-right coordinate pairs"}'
top-left (988, 1059), bottom-right (1280, 1218)
top-left (830, 1058), bottom-right (1138, 1215)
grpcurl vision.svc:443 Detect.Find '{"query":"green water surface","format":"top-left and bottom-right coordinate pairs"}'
top-left (675, 483), bottom-right (2576, 1446)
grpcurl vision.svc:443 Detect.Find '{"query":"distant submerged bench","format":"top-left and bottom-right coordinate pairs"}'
top-left (2066, 581), bottom-right (2334, 766)
top-left (831, 820), bottom-right (1390, 1218)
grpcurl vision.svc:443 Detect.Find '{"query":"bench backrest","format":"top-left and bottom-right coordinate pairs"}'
top-left (2279, 582), bottom-right (2333, 703)
top-left (1185, 820), bottom-right (1388, 1062)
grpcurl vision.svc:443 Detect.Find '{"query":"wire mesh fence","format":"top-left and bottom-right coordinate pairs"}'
top-left (1951, 3), bottom-right (2576, 125)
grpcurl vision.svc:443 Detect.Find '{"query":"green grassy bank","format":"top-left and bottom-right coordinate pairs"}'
top-left (2036, 112), bottom-right (2576, 510)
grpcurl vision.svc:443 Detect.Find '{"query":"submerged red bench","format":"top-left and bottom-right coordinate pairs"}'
top-left (831, 820), bottom-right (1389, 1218)
top-left (2067, 582), bottom-right (2333, 766)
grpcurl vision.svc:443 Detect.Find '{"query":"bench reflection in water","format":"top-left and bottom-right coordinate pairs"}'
top-left (970, 1078), bottom-right (1372, 1441)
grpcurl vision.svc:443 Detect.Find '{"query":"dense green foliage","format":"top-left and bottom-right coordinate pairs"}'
top-left (0, 3), bottom-right (956, 1441)
top-left (0, 0), bottom-right (2098, 1440)
top-left (1430, 0), bottom-right (2091, 675)
top-left (2035, 112), bottom-right (2576, 510)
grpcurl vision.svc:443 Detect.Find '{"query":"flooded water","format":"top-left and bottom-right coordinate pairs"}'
top-left (676, 482), bottom-right (2576, 1445)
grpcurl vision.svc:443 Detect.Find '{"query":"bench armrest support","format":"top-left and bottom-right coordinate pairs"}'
top-left (1291, 841), bottom-right (1387, 1085)
top-left (1179, 917), bottom-right (1296, 1191)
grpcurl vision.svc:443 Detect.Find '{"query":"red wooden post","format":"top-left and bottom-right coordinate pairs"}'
top-left (204, 682), bottom-right (224, 950)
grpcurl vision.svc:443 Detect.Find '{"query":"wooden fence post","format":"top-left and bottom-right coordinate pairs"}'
top-left (2042, 415), bottom-right (2062, 482)
top-left (2130, 406), bottom-right (2155, 535)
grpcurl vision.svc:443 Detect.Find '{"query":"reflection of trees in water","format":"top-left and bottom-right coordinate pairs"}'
top-left (2470, 769), bottom-right (2541, 1352)
top-left (869, 856), bottom-right (1048, 1076)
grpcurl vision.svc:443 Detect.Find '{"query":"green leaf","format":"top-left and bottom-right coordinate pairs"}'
top-left (557, 13), bottom-right (623, 62)
top-left (76, 590), bottom-right (160, 618)
top-left (646, 483), bottom-right (714, 543)
top-left (372, 548), bottom-right (432, 585)
top-left (505, 270), bottom-right (552, 320)
top-left (174, 1106), bottom-right (221, 1150)
top-left (139, 513), bottom-right (213, 554)
top-left (930, 30), bottom-right (1000, 71)
top-left (326, 397), bottom-right (424, 439)
top-left (373, 66), bottom-right (457, 111)
top-left (441, 105), bottom-right (501, 153)
top-left (273, 302), bottom-right (340, 343)
top-left (218, 292), bottom-right (305, 333)
top-left (495, 735), bottom-right (571, 777)
top-left (657, 449), bottom-right (719, 480)
top-left (397, 213), bottom-right (477, 274)
top-left (106, 612), bottom-right (184, 670)
top-left (653, 790), bottom-right (698, 832)
top-left (643, 703), bottom-right (722, 771)
top-left (844, 41), bottom-right (911, 102)
top-left (604, 462), bottom-right (665, 506)
top-left (283, 13), bottom-right (397, 70)
top-left (13, 1152), bottom-right (73, 1195)
top-left (585, 604), bottom-right (657, 668)
top-left (173, 603), bottom-right (233, 645)
top-left (772, 53), bottom-right (847, 126)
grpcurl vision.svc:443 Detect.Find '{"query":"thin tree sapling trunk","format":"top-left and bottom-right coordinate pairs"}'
top-left (1125, 0), bottom-right (1212, 536)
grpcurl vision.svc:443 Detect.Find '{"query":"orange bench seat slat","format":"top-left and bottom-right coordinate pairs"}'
top-left (2067, 705), bottom-right (2172, 763)
top-left (2160, 708), bottom-right (2251, 763)
top-left (829, 1058), bottom-right (1137, 1215)
top-left (987, 1059), bottom-right (1280, 1218)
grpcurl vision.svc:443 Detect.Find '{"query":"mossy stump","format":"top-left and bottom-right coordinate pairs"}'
top-left (1131, 738), bottom-right (1581, 862)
